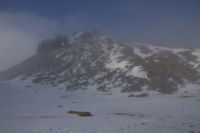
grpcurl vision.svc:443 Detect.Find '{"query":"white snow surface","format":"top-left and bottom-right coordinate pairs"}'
top-left (126, 66), bottom-right (149, 79)
top-left (106, 45), bottom-right (130, 70)
top-left (0, 79), bottom-right (200, 133)
top-left (192, 49), bottom-right (200, 62)
top-left (133, 43), bottom-right (191, 59)
top-left (106, 54), bottom-right (129, 70)
top-left (147, 45), bottom-right (188, 54)
top-left (133, 46), bottom-right (154, 58)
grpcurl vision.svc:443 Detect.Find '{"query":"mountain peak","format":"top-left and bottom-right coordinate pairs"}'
top-left (0, 32), bottom-right (200, 95)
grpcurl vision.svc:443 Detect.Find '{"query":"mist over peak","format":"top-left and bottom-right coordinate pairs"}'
top-left (0, 0), bottom-right (199, 70)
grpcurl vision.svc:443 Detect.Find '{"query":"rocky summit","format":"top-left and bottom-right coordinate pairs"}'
top-left (1, 32), bottom-right (200, 94)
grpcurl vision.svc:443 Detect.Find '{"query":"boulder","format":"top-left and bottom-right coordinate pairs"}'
top-left (67, 111), bottom-right (92, 116)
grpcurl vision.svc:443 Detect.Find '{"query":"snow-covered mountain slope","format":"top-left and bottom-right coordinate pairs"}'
top-left (0, 32), bottom-right (200, 133)
top-left (0, 32), bottom-right (200, 95)
top-left (0, 80), bottom-right (200, 133)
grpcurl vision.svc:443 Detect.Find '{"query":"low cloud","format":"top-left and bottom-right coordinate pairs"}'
top-left (0, 11), bottom-right (61, 71)
top-left (0, 11), bottom-right (100, 71)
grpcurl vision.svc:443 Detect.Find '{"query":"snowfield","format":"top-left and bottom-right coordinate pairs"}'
top-left (0, 80), bottom-right (200, 133)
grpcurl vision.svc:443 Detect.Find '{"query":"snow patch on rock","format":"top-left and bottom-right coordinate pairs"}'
top-left (106, 45), bottom-right (130, 70)
top-left (127, 66), bottom-right (149, 80)
top-left (133, 48), bottom-right (151, 58)
top-left (192, 50), bottom-right (200, 62)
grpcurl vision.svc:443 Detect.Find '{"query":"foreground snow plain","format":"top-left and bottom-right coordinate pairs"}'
top-left (0, 79), bottom-right (200, 133)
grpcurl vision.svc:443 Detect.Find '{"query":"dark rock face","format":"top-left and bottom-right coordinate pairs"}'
top-left (0, 32), bottom-right (200, 94)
